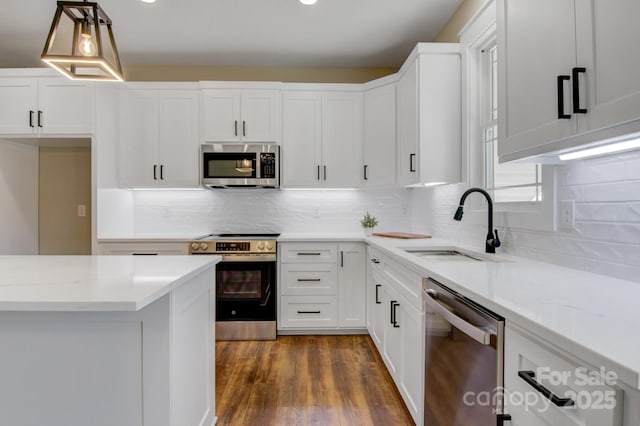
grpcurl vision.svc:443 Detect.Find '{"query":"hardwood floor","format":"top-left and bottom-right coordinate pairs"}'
top-left (216, 335), bottom-right (414, 426)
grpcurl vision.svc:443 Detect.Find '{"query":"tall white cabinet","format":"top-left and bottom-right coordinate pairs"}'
top-left (118, 84), bottom-right (199, 188)
top-left (281, 89), bottom-right (362, 188)
top-left (498, 0), bottom-right (640, 161)
top-left (362, 80), bottom-right (396, 186)
top-left (396, 44), bottom-right (462, 186)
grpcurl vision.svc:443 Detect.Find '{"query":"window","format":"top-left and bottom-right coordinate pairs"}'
top-left (480, 43), bottom-right (542, 203)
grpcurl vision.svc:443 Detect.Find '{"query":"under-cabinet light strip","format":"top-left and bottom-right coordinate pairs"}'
top-left (559, 137), bottom-right (640, 161)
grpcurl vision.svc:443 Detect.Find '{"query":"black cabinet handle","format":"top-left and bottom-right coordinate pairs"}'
top-left (323, 165), bottom-right (327, 181)
top-left (37, 110), bottom-right (43, 127)
top-left (375, 284), bottom-right (381, 304)
top-left (518, 371), bottom-right (575, 407)
top-left (242, 120), bottom-right (246, 136)
top-left (364, 165), bottom-right (368, 180)
top-left (160, 165), bottom-right (164, 180)
top-left (234, 120), bottom-right (238, 136)
top-left (297, 252), bottom-right (321, 256)
top-left (317, 165), bottom-right (320, 181)
top-left (370, 258), bottom-right (380, 264)
top-left (153, 165), bottom-right (157, 180)
top-left (297, 310), bottom-right (321, 314)
top-left (340, 250), bottom-right (344, 267)
top-left (572, 67), bottom-right (587, 114)
top-left (557, 75), bottom-right (571, 119)
top-left (29, 110), bottom-right (34, 128)
top-left (296, 278), bottom-right (321, 282)
top-left (392, 301), bottom-right (400, 328)
top-left (410, 154), bottom-right (416, 172)
top-left (132, 253), bottom-right (158, 255)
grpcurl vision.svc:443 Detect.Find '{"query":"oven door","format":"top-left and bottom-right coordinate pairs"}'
top-left (216, 260), bottom-right (276, 321)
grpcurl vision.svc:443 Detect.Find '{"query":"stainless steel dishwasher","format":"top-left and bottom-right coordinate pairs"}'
top-left (422, 277), bottom-right (511, 425)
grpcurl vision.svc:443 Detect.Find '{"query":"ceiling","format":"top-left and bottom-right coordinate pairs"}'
top-left (0, 0), bottom-right (463, 69)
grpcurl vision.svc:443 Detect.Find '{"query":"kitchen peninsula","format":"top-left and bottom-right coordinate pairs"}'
top-left (0, 255), bottom-right (219, 426)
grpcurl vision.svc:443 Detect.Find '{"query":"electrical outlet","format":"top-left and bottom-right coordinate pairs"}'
top-left (77, 204), bottom-right (86, 217)
top-left (559, 200), bottom-right (575, 230)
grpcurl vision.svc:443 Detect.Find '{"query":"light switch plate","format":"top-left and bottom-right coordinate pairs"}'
top-left (559, 200), bottom-right (575, 230)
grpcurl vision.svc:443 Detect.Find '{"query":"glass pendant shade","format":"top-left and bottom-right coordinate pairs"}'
top-left (41, 1), bottom-right (124, 81)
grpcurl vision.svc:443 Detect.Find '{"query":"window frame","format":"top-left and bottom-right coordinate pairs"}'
top-left (459, 0), bottom-right (554, 231)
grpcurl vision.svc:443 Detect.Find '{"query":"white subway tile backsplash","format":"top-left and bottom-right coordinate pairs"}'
top-left (582, 181), bottom-right (640, 202)
top-left (564, 161), bottom-right (626, 186)
top-left (585, 222), bottom-right (640, 244)
top-left (575, 203), bottom-right (628, 222)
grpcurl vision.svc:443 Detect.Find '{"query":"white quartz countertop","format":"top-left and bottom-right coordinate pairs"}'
top-left (0, 255), bottom-right (219, 312)
top-left (364, 235), bottom-right (640, 389)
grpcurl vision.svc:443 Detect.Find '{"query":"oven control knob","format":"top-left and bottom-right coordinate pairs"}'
top-left (191, 242), bottom-right (199, 251)
top-left (266, 242), bottom-right (274, 250)
top-left (258, 242), bottom-right (265, 250)
top-left (200, 243), bottom-right (208, 250)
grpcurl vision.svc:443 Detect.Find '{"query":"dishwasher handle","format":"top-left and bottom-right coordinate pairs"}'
top-left (423, 288), bottom-right (495, 345)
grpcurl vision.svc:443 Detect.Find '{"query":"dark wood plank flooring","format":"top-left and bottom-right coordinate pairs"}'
top-left (216, 335), bottom-right (414, 426)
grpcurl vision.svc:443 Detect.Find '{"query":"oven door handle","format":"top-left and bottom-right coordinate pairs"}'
top-left (259, 289), bottom-right (272, 307)
top-left (423, 289), bottom-right (494, 345)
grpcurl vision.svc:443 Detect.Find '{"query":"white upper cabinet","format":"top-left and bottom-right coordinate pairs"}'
top-left (281, 90), bottom-right (362, 188)
top-left (0, 77), bottom-right (93, 136)
top-left (118, 86), bottom-right (199, 188)
top-left (396, 44), bottom-right (462, 186)
top-left (498, 0), bottom-right (640, 162)
top-left (201, 89), bottom-right (279, 142)
top-left (363, 82), bottom-right (396, 186)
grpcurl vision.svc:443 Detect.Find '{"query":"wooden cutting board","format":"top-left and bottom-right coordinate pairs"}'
top-left (372, 232), bottom-right (432, 239)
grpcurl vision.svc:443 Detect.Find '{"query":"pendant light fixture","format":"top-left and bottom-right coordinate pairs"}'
top-left (41, 0), bottom-right (124, 81)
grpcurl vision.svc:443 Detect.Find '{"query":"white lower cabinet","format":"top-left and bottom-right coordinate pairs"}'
top-left (366, 247), bottom-right (424, 425)
top-left (97, 242), bottom-right (188, 255)
top-left (278, 242), bottom-right (366, 332)
top-left (505, 325), bottom-right (625, 425)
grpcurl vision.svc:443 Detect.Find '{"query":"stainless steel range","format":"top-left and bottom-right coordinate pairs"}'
top-left (189, 233), bottom-right (279, 341)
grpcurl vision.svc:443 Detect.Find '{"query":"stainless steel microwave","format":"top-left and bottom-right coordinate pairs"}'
top-left (200, 144), bottom-right (280, 188)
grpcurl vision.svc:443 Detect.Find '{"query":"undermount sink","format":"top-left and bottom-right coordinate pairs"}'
top-left (402, 247), bottom-right (505, 263)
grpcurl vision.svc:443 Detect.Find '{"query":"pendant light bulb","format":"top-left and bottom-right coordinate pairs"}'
top-left (300, 0), bottom-right (317, 5)
top-left (79, 21), bottom-right (97, 56)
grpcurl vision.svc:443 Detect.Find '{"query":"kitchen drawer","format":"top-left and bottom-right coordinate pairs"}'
top-left (505, 325), bottom-right (623, 426)
top-left (279, 296), bottom-right (338, 328)
top-left (97, 242), bottom-right (188, 255)
top-left (280, 263), bottom-right (338, 296)
top-left (279, 242), bottom-right (337, 263)
top-left (367, 246), bottom-right (383, 274)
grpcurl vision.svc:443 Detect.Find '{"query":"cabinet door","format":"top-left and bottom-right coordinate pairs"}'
top-left (0, 78), bottom-right (37, 134)
top-left (382, 285), bottom-right (401, 377)
top-left (337, 243), bottom-right (366, 328)
top-left (368, 270), bottom-right (386, 350)
top-left (398, 301), bottom-right (424, 424)
top-left (240, 90), bottom-right (279, 142)
top-left (38, 79), bottom-right (93, 135)
top-left (363, 84), bottom-right (396, 186)
top-left (118, 90), bottom-right (159, 187)
top-left (157, 91), bottom-right (199, 187)
top-left (576, 0), bottom-right (640, 134)
top-left (396, 61), bottom-right (419, 186)
top-left (281, 92), bottom-right (322, 187)
top-left (497, 0), bottom-right (579, 160)
top-left (321, 93), bottom-right (362, 187)
top-left (201, 90), bottom-right (241, 142)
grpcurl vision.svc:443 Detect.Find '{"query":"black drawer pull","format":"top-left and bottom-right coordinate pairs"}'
top-left (557, 75), bottom-right (571, 119)
top-left (370, 258), bottom-right (380, 264)
top-left (375, 284), bottom-right (381, 304)
top-left (37, 110), bottom-right (43, 127)
top-left (29, 110), bottom-right (35, 127)
top-left (518, 370), bottom-right (575, 407)
top-left (297, 278), bottom-right (321, 282)
top-left (409, 154), bottom-right (416, 172)
top-left (572, 67), bottom-right (587, 114)
top-left (153, 165), bottom-right (157, 180)
top-left (392, 301), bottom-right (400, 328)
top-left (132, 253), bottom-right (159, 256)
top-left (297, 310), bottom-right (321, 314)
top-left (363, 165), bottom-right (368, 180)
top-left (297, 252), bottom-right (321, 256)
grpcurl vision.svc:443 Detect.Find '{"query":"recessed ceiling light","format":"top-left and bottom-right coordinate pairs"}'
top-left (300, 0), bottom-right (317, 5)
top-left (141, 0), bottom-right (156, 3)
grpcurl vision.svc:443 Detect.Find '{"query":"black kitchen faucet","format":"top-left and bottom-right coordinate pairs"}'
top-left (453, 187), bottom-right (501, 253)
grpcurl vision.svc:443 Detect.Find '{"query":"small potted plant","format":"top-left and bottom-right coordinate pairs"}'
top-left (360, 211), bottom-right (379, 236)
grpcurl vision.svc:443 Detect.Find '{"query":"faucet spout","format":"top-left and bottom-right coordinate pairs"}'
top-left (452, 187), bottom-right (501, 253)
